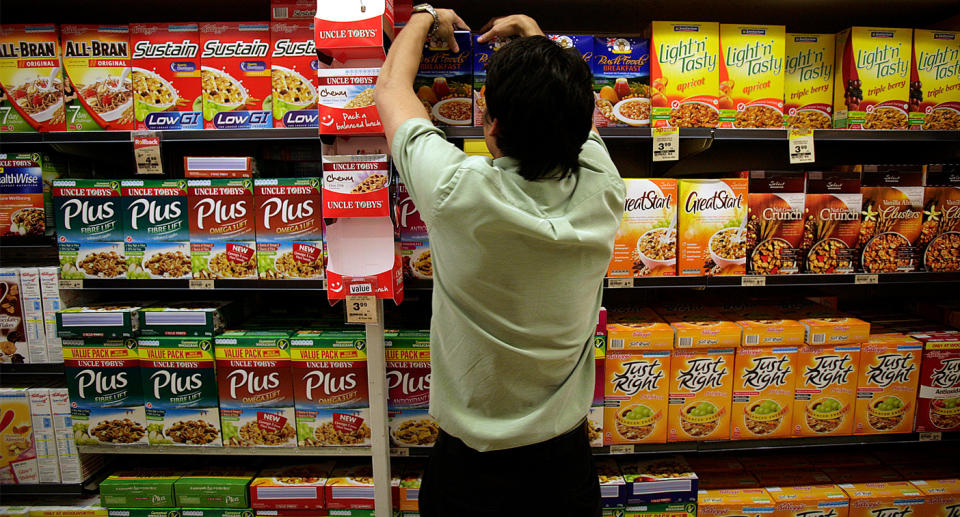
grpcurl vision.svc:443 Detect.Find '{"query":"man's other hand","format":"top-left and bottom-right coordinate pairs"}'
top-left (477, 15), bottom-right (544, 42)
top-left (435, 9), bottom-right (471, 52)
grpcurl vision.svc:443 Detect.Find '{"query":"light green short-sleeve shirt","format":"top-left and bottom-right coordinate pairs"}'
top-left (392, 118), bottom-right (625, 452)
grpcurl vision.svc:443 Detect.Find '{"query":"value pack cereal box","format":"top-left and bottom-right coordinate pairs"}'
top-left (746, 171), bottom-right (805, 275)
top-left (270, 21), bottom-right (318, 129)
top-left (910, 29), bottom-right (960, 130)
top-left (842, 482), bottom-right (926, 517)
top-left (911, 479), bottom-right (960, 517)
top-left (647, 21), bottom-right (720, 128)
top-left (62, 337), bottom-right (148, 446)
top-left (768, 484), bottom-right (850, 517)
top-left (919, 167), bottom-right (960, 272)
top-left (699, 488), bottom-right (775, 517)
top-left (0, 388), bottom-right (39, 483)
top-left (396, 179), bottom-right (431, 281)
top-left (0, 24), bottom-right (66, 132)
top-left (188, 179), bottom-right (258, 280)
top-left (591, 36), bottom-right (651, 128)
top-left (859, 168), bottom-right (924, 273)
top-left (472, 35), bottom-right (516, 126)
top-left (718, 24), bottom-right (785, 128)
top-left (254, 178), bottom-right (324, 280)
top-left (785, 34), bottom-right (835, 129)
top-left (0, 153), bottom-right (44, 239)
top-left (416, 31), bottom-right (472, 127)
top-left (250, 462), bottom-right (334, 510)
top-left (174, 468), bottom-right (256, 508)
top-left (316, 66), bottom-right (381, 135)
top-left (604, 346), bottom-right (671, 444)
top-left (130, 23), bottom-right (202, 130)
top-left (60, 25), bottom-right (133, 130)
top-left (678, 179), bottom-right (748, 276)
top-left (854, 336), bottom-right (922, 434)
top-left (100, 469), bottom-right (179, 507)
top-left (121, 179), bottom-right (192, 280)
top-left (139, 301), bottom-right (235, 337)
top-left (668, 345), bottom-right (736, 441)
top-left (619, 456), bottom-right (699, 504)
top-left (608, 179), bottom-right (677, 277)
top-left (138, 336), bottom-right (221, 446)
top-left (199, 22), bottom-right (272, 130)
top-left (912, 333), bottom-right (960, 432)
top-left (53, 179), bottom-right (125, 280)
top-left (802, 172), bottom-right (862, 274)
top-left (730, 343), bottom-right (797, 439)
top-left (792, 344), bottom-right (860, 436)
top-left (385, 330), bottom-right (430, 409)
top-left (214, 330), bottom-right (296, 447)
top-left (834, 27), bottom-right (911, 129)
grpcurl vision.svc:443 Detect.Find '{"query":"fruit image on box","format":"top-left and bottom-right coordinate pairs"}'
top-left (668, 346), bottom-right (736, 442)
top-left (912, 333), bottom-right (960, 432)
top-left (60, 25), bottom-right (133, 130)
top-left (604, 348), bottom-right (671, 444)
top-left (608, 179), bottom-right (677, 277)
top-left (188, 179), bottom-right (258, 280)
top-left (784, 33), bottom-right (835, 129)
top-left (0, 25), bottom-right (66, 133)
top-left (854, 337), bottom-right (922, 434)
top-left (833, 27), bottom-right (912, 129)
top-left (792, 344), bottom-right (860, 437)
top-left (254, 178), bottom-right (324, 280)
top-left (122, 179), bottom-right (192, 280)
top-left (270, 21), bottom-right (318, 128)
top-left (910, 29), bottom-right (960, 130)
top-left (199, 22), bottom-right (272, 129)
top-left (416, 31), bottom-right (472, 127)
top-left (130, 23), bottom-right (202, 130)
top-left (591, 36), bottom-right (651, 128)
top-left (53, 179), bottom-right (125, 280)
top-left (730, 344), bottom-right (797, 440)
top-left (718, 24), bottom-right (785, 128)
top-left (678, 179), bottom-right (749, 276)
top-left (647, 21), bottom-right (720, 128)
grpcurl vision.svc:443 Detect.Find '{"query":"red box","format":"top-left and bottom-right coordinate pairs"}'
top-left (913, 332), bottom-right (960, 432)
top-left (250, 462), bottom-right (334, 509)
top-left (314, 1), bottom-right (394, 64)
top-left (199, 22), bottom-right (272, 130)
top-left (187, 179), bottom-right (258, 279)
top-left (183, 156), bottom-right (254, 179)
top-left (130, 23), bottom-right (202, 131)
top-left (324, 463), bottom-right (375, 510)
top-left (270, 21), bottom-right (318, 129)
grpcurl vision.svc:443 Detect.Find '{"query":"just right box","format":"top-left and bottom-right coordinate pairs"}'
top-left (792, 344), bottom-right (861, 437)
top-left (911, 332), bottom-right (960, 433)
top-left (53, 179), bottom-right (125, 280)
top-left (854, 336), bottom-right (922, 435)
top-left (909, 29), bottom-right (960, 130)
top-left (833, 27), bottom-right (912, 129)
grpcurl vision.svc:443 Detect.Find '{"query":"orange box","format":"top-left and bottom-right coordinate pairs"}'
top-left (604, 347), bottom-right (672, 444)
top-left (854, 337), bottom-right (923, 435)
top-left (911, 479), bottom-right (960, 517)
top-left (768, 485), bottom-right (850, 517)
top-left (678, 179), bottom-right (749, 276)
top-left (668, 346), bottom-right (736, 441)
top-left (730, 343), bottom-right (798, 440)
top-left (664, 311), bottom-right (743, 349)
top-left (699, 489), bottom-right (776, 517)
top-left (607, 307), bottom-right (676, 352)
top-left (700, 472), bottom-right (761, 490)
top-left (792, 344), bottom-right (861, 437)
top-left (842, 482), bottom-right (927, 517)
top-left (801, 317), bottom-right (871, 346)
top-left (608, 179), bottom-right (678, 277)
top-left (731, 309), bottom-right (806, 347)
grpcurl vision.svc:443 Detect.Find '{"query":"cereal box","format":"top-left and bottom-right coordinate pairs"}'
top-left (594, 307), bottom-right (608, 406)
top-left (730, 343), bottom-right (797, 440)
top-left (619, 456), bottom-right (698, 504)
top-left (0, 268), bottom-right (29, 364)
top-left (833, 27), bottom-right (912, 129)
top-left (802, 172), bottom-right (862, 274)
top-left (608, 179), bottom-right (677, 277)
top-left (472, 35), bottom-right (516, 126)
top-left (910, 30), bottom-right (960, 130)
top-left (56, 303), bottom-right (145, 339)
top-left (60, 25), bottom-right (133, 130)
top-left (663, 311), bottom-right (743, 349)
top-left (316, 67), bottom-right (381, 135)
top-left (698, 489), bottom-right (775, 517)
top-left (784, 34), bottom-right (835, 129)
top-left (0, 153), bottom-right (45, 239)
top-left (250, 462), bottom-right (334, 510)
top-left (647, 21), bottom-right (720, 128)
top-left (747, 172), bottom-right (805, 275)
top-left (62, 338), bottom-right (148, 446)
top-left (325, 463), bottom-right (376, 510)
top-left (919, 167), bottom-right (960, 272)
top-left (214, 330), bottom-right (296, 447)
top-left (604, 346), bottom-right (671, 444)
top-left (385, 330), bottom-right (430, 409)
top-left (732, 309), bottom-right (806, 347)
top-left (859, 168), bottom-right (924, 273)
top-left (174, 468), bottom-right (255, 508)
top-left (139, 301), bottom-right (234, 337)
top-left (188, 179), bottom-right (257, 280)
top-left (854, 337), bottom-right (922, 434)
top-left (768, 485), bottom-right (850, 517)
top-left (606, 307), bottom-right (676, 351)
top-left (718, 24), bottom-right (785, 128)
top-left (396, 180), bottom-right (431, 281)
top-left (53, 179), bottom-right (125, 280)
top-left (388, 407), bottom-right (438, 449)
top-left (591, 36), bottom-right (651, 128)
top-left (587, 405), bottom-right (603, 447)
top-left (668, 345), bottom-right (736, 441)
top-left (254, 178), bottom-right (324, 280)
top-left (18, 268), bottom-right (47, 363)
top-left (0, 388), bottom-right (39, 484)
top-left (678, 179), bottom-right (749, 276)
top-left (130, 23), bottom-right (202, 131)
top-left (27, 388), bottom-right (59, 483)
top-left (100, 469), bottom-right (180, 507)
top-left (912, 333), bottom-right (960, 432)
top-left (199, 22), bottom-right (272, 130)
top-left (121, 179), bottom-right (191, 280)
top-left (271, 1), bottom-right (315, 20)
top-left (0, 25), bottom-right (66, 132)
top-left (595, 458), bottom-right (627, 507)
top-left (801, 317), bottom-right (871, 346)
top-left (911, 479), bottom-right (960, 517)
top-left (416, 31), bottom-right (472, 127)
top-left (792, 344), bottom-right (861, 436)
top-left (842, 482), bottom-right (926, 517)
top-left (270, 21), bottom-right (318, 129)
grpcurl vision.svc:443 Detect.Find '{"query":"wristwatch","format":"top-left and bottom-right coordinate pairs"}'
top-left (411, 3), bottom-right (439, 36)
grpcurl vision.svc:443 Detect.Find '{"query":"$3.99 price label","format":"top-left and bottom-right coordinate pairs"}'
top-left (788, 129), bottom-right (815, 164)
top-left (346, 294), bottom-right (377, 323)
top-left (652, 127), bottom-right (679, 162)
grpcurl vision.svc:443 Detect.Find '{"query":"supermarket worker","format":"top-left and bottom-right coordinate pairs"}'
top-left (376, 7), bottom-right (624, 516)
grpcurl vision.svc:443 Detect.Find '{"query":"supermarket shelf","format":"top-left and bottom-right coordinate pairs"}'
top-left (0, 362), bottom-right (64, 378)
top-left (0, 482), bottom-right (88, 497)
top-left (604, 272), bottom-right (960, 289)
top-left (594, 432), bottom-right (959, 455)
top-left (78, 445), bottom-right (371, 456)
top-left (0, 128), bottom-right (320, 144)
top-left (58, 278), bottom-right (327, 291)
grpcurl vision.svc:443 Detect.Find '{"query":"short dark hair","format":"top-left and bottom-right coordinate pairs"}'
top-left (484, 36), bottom-right (594, 181)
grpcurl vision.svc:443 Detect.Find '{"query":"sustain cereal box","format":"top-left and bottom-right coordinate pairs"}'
top-left (854, 336), bottom-right (922, 435)
top-left (668, 345), bottom-right (736, 442)
top-left (608, 179), bottom-right (677, 277)
top-left (121, 179), bottom-right (192, 280)
top-left (919, 166), bottom-right (960, 272)
top-left (730, 343), bottom-right (797, 440)
top-left (416, 31), bottom-right (472, 127)
top-left (130, 23), bottom-right (202, 131)
top-left (785, 34), bottom-right (835, 129)
top-left (591, 36), bottom-right (651, 127)
top-left (718, 24), bottom-right (786, 128)
top-left (270, 21), bottom-right (318, 129)
top-left (912, 333), bottom-right (960, 433)
top-left (188, 179), bottom-right (257, 280)
top-left (0, 24), bottom-right (66, 133)
top-left (199, 22), bottom-right (272, 130)
top-left (858, 168), bottom-right (924, 273)
top-left (802, 172), bottom-right (862, 274)
top-left (0, 153), bottom-right (45, 238)
top-left (53, 179), bottom-right (125, 280)
top-left (678, 178), bottom-right (749, 276)
top-left (647, 21), bottom-right (720, 128)
top-left (60, 24), bottom-right (133, 131)
top-left (746, 171), bottom-right (805, 275)
top-left (254, 178), bottom-right (324, 280)
top-left (604, 346), bottom-right (671, 444)
top-left (792, 344), bottom-right (860, 436)
top-left (910, 29), bottom-right (960, 130)
top-left (834, 27), bottom-right (912, 129)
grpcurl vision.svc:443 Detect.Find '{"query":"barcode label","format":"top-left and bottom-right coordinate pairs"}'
top-left (679, 337), bottom-right (693, 347)
top-left (745, 334), bottom-right (760, 345)
top-left (610, 339), bottom-right (624, 350)
top-left (812, 333), bottom-right (826, 344)
top-left (609, 444), bottom-right (635, 454)
top-left (273, 7), bottom-right (288, 18)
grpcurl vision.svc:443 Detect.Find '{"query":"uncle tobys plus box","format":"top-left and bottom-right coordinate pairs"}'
top-left (130, 23), bottom-right (202, 131)
top-left (188, 179), bottom-right (258, 280)
top-left (61, 24), bottom-right (134, 131)
top-left (270, 21), bottom-right (318, 129)
top-left (53, 179), bottom-right (126, 280)
top-left (199, 22), bottom-right (272, 130)
top-left (121, 179), bottom-right (192, 280)
top-left (254, 178), bottom-right (324, 280)
top-left (0, 24), bottom-right (66, 133)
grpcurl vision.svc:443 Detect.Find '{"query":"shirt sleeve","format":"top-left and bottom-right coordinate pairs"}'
top-left (391, 118), bottom-right (469, 224)
top-left (578, 131), bottom-right (621, 183)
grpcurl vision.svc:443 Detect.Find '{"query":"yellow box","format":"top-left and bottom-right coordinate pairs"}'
top-left (730, 344), bottom-right (798, 440)
top-left (911, 479), bottom-right (960, 517)
top-left (843, 482), bottom-right (927, 517)
top-left (792, 344), bottom-right (861, 437)
top-left (769, 485), bottom-right (850, 517)
top-left (668, 346), bottom-right (736, 441)
top-left (607, 307), bottom-right (676, 351)
top-left (699, 488), bottom-right (776, 517)
top-left (910, 29), bottom-right (960, 130)
top-left (0, 388), bottom-right (38, 483)
top-left (801, 317), bottom-right (871, 345)
top-left (604, 348), bottom-right (671, 444)
top-left (784, 34), bottom-right (835, 129)
top-left (608, 179), bottom-right (678, 278)
top-left (648, 21), bottom-right (720, 128)
top-left (718, 24), bottom-right (786, 128)
top-left (854, 337), bottom-right (923, 435)
top-left (664, 311), bottom-right (743, 349)
top-left (678, 179), bottom-right (749, 276)
top-left (833, 27), bottom-right (912, 129)
top-left (731, 309), bottom-right (806, 347)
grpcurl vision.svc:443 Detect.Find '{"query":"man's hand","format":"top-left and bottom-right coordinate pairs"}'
top-left (433, 8), bottom-right (470, 52)
top-left (477, 15), bottom-right (544, 42)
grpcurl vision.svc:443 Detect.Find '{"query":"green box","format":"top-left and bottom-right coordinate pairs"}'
top-left (99, 471), bottom-right (181, 508)
top-left (57, 303), bottom-right (149, 338)
top-left (181, 511), bottom-right (252, 517)
top-left (107, 510), bottom-right (180, 517)
top-left (139, 301), bottom-right (236, 337)
top-left (174, 469), bottom-right (256, 508)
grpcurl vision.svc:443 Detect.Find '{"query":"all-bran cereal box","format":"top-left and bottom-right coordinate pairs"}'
top-left (130, 23), bottom-right (202, 131)
top-left (316, 66), bottom-right (381, 135)
top-left (188, 179), bottom-right (258, 280)
top-left (270, 21), bottom-right (318, 129)
top-left (854, 337), bottom-right (922, 434)
top-left (63, 337), bottom-right (148, 446)
top-left (396, 179), bottom-right (431, 281)
top-left (254, 178), bottom-right (324, 280)
top-left (833, 27), bottom-right (912, 129)
top-left (214, 330), bottom-right (296, 447)
top-left (60, 25), bottom-right (133, 131)
top-left (415, 31), bottom-right (471, 127)
top-left (698, 489), bottom-right (775, 517)
top-left (0, 153), bottom-right (45, 238)
top-left (747, 171), bottom-right (805, 275)
top-left (912, 333), bottom-right (960, 433)
top-left (730, 343), bottom-right (797, 440)
top-left (718, 24), bottom-right (786, 128)
top-left (678, 179), bottom-right (749, 276)
top-left (608, 179), bottom-right (677, 277)
top-left (842, 482), bottom-right (927, 517)
top-left (647, 21), bottom-right (720, 128)
top-left (792, 344), bottom-right (860, 436)
top-left (802, 172), bottom-right (862, 274)
top-left (0, 25), bottom-right (66, 133)
top-left (53, 179), bottom-right (125, 280)
top-left (591, 36), bottom-right (651, 128)
top-left (919, 166), bottom-right (960, 272)
top-left (785, 34), bottom-right (835, 129)
top-left (121, 179), bottom-right (192, 280)
top-left (199, 22), bottom-right (272, 130)
top-left (910, 29), bottom-right (960, 130)
top-left (668, 345), bottom-right (736, 441)
top-left (911, 479), bottom-right (960, 517)
top-left (768, 484), bottom-right (850, 517)
top-left (604, 345), bottom-right (671, 444)
top-left (859, 167), bottom-right (924, 273)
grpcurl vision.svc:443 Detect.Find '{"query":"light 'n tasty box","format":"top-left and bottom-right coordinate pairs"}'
top-left (121, 179), bottom-right (192, 280)
top-left (698, 488), bottom-right (775, 517)
top-left (746, 171), bottom-right (806, 275)
top-left (0, 388), bottom-right (39, 484)
top-left (647, 21), bottom-right (721, 128)
top-left (604, 342), bottom-right (671, 444)
top-left (254, 178), bottom-right (324, 280)
top-left (187, 179), bottom-right (258, 280)
top-left (60, 24), bottom-right (133, 130)
top-left (911, 479), bottom-right (960, 517)
top-left (174, 468), bottom-right (257, 508)
top-left (130, 23), bottom-right (202, 131)
top-left (619, 456), bottom-right (699, 504)
top-left (0, 153), bottom-right (45, 239)
top-left (730, 342), bottom-right (798, 440)
top-left (0, 268), bottom-right (29, 364)
top-left (250, 462), bottom-right (335, 510)
top-left (416, 31), bottom-right (472, 127)
top-left (768, 484), bottom-right (850, 517)
top-left (718, 24), bottom-right (786, 128)
top-left (678, 179), bottom-right (749, 276)
top-left (139, 301), bottom-right (235, 337)
top-left (841, 482), bottom-right (927, 517)
top-left (199, 22), bottom-right (272, 129)
top-left (833, 27), bottom-right (912, 129)
top-left (802, 172), bottom-right (862, 274)
top-left (918, 165), bottom-right (960, 273)
top-left (667, 336), bottom-right (737, 442)
top-left (910, 29), bottom-right (960, 130)
top-left (270, 21), bottom-right (318, 129)
top-left (854, 336), bottom-right (922, 435)
top-left (792, 343), bottom-right (861, 437)
top-left (99, 470), bottom-right (180, 507)
top-left (0, 24), bottom-right (66, 133)
top-left (591, 36), bottom-right (651, 128)
top-left (608, 179), bottom-right (677, 278)
top-left (56, 303), bottom-right (145, 339)
top-left (53, 179), bottom-right (125, 280)
top-left (784, 34), bottom-right (835, 129)
top-left (396, 179), bottom-right (431, 282)
top-left (858, 167), bottom-right (924, 273)
top-left (911, 332), bottom-right (960, 433)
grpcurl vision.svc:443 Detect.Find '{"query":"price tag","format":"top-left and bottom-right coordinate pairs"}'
top-left (133, 132), bottom-right (163, 175)
top-left (919, 432), bottom-right (942, 442)
top-left (59, 279), bottom-right (83, 289)
top-left (741, 276), bottom-right (766, 287)
top-left (652, 127), bottom-right (680, 162)
top-left (189, 279), bottom-right (215, 290)
top-left (607, 278), bottom-right (633, 288)
top-left (854, 274), bottom-right (878, 285)
top-left (609, 444), bottom-right (635, 454)
top-left (390, 447), bottom-right (410, 457)
top-left (788, 129), bottom-right (815, 164)
top-left (346, 295), bottom-right (377, 324)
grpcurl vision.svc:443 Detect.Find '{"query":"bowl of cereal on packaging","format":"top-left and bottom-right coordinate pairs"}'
top-left (432, 97), bottom-right (472, 126)
top-left (636, 227), bottom-right (676, 270)
top-left (80, 76), bottom-right (133, 122)
top-left (744, 399), bottom-right (786, 435)
top-left (616, 404), bottom-right (660, 441)
top-left (670, 101), bottom-right (720, 128)
top-left (201, 66), bottom-right (249, 119)
top-left (390, 415), bottom-right (440, 447)
top-left (271, 65), bottom-right (317, 117)
top-left (709, 227), bottom-right (747, 268)
top-left (132, 67), bottom-right (179, 120)
top-left (612, 97), bottom-right (651, 126)
top-left (142, 248), bottom-right (192, 280)
top-left (867, 395), bottom-right (907, 431)
top-left (76, 249), bottom-right (127, 279)
top-left (11, 76), bottom-right (64, 122)
top-left (680, 401), bottom-right (722, 438)
top-left (806, 397), bottom-right (845, 433)
top-left (929, 397), bottom-right (960, 430)
top-left (410, 248), bottom-right (433, 279)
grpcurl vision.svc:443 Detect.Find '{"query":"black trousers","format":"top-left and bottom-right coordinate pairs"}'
top-left (419, 421), bottom-right (601, 517)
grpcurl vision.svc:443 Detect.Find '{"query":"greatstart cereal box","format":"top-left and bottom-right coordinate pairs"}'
top-left (792, 344), bottom-right (861, 436)
top-left (188, 179), bottom-right (258, 280)
top-left (604, 345), bottom-right (671, 444)
top-left (130, 23), bottom-right (202, 131)
top-left (53, 179), bottom-right (125, 280)
top-left (768, 484), bottom-right (850, 517)
top-left (834, 27), bottom-right (911, 129)
top-left (591, 36), bottom-right (651, 128)
top-left (842, 482), bottom-right (927, 517)
top-left (647, 21), bottom-right (720, 128)
top-left (0, 153), bottom-right (45, 239)
top-left (668, 344), bottom-right (736, 442)
top-left (854, 336), bottom-right (922, 435)
top-left (270, 21), bottom-right (318, 129)
top-left (785, 34), bottom-right (835, 129)
top-left (718, 24), bottom-right (785, 128)
top-left (919, 166), bottom-right (960, 272)
top-left (608, 179), bottom-right (677, 277)
top-left (416, 31), bottom-right (472, 127)
top-left (121, 179), bottom-right (192, 280)
top-left (60, 24), bottom-right (133, 131)
top-left (858, 168), bottom-right (924, 273)
top-left (254, 178), bottom-right (324, 280)
top-left (0, 24), bottom-right (66, 133)
top-left (730, 342), bottom-right (797, 440)
top-left (910, 29), bottom-right (960, 130)
top-left (802, 172), bottom-right (862, 274)
top-left (912, 333), bottom-right (960, 433)
top-left (199, 22), bottom-right (272, 130)
top-left (747, 171), bottom-right (805, 275)
top-left (678, 179), bottom-right (749, 276)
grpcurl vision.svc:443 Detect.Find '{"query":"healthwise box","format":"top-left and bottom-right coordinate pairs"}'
top-left (0, 153), bottom-right (45, 239)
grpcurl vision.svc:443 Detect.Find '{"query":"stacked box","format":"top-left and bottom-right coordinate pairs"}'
top-left (130, 23), bottom-right (203, 131)
top-left (0, 388), bottom-right (39, 484)
top-left (591, 36), bottom-right (651, 128)
top-left (175, 469), bottom-right (256, 508)
top-left (270, 21), bottom-right (318, 128)
top-left (100, 470), bottom-right (180, 507)
top-left (250, 463), bottom-right (334, 510)
top-left (139, 301), bottom-right (234, 337)
top-left (17, 268), bottom-right (47, 363)
top-left (784, 33), bottom-right (835, 129)
top-left (858, 167), bottom-right (924, 273)
top-left (912, 332), bottom-right (960, 432)
top-left (910, 29), bottom-right (960, 130)
top-left (60, 25), bottom-right (134, 131)
top-left (607, 179), bottom-right (677, 277)
top-left (746, 171), bottom-right (806, 275)
top-left (415, 31), bottom-right (472, 127)
top-left (396, 180), bottom-right (430, 281)
top-left (841, 482), bottom-right (927, 517)
top-left (385, 330), bottom-right (436, 448)
top-left (730, 341), bottom-right (798, 440)
top-left (53, 179), bottom-right (125, 280)
top-left (833, 27), bottom-right (912, 129)
top-left (325, 463), bottom-right (375, 510)
top-left (718, 24), bottom-right (786, 128)
top-left (254, 178), bottom-right (324, 280)
top-left (0, 153), bottom-right (45, 238)
top-left (698, 488), bottom-right (774, 517)
top-left (49, 388), bottom-right (80, 482)
top-left (56, 303), bottom-right (145, 339)
top-left (0, 24), bottom-right (66, 133)
top-left (769, 486), bottom-right (849, 517)
top-left (188, 179), bottom-right (258, 279)
top-left (647, 21), bottom-right (720, 128)
top-left (0, 268), bottom-right (29, 364)
top-left (619, 456), bottom-right (698, 505)
top-left (199, 22), bottom-right (272, 130)
top-left (121, 179), bottom-right (192, 280)
top-left (27, 388), bottom-right (60, 483)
